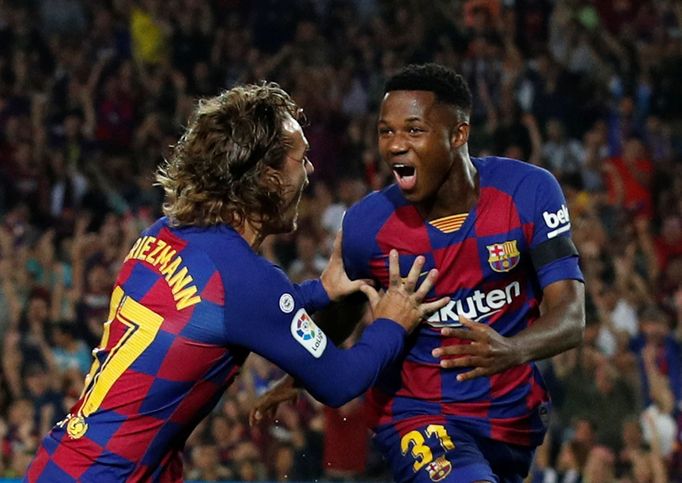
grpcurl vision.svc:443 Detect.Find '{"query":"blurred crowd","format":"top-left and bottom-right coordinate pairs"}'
top-left (0, 0), bottom-right (680, 481)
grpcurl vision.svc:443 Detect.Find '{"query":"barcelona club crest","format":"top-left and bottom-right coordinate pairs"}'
top-left (487, 240), bottom-right (520, 272)
top-left (425, 456), bottom-right (452, 482)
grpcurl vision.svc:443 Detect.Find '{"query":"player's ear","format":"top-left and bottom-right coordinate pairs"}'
top-left (261, 165), bottom-right (284, 191)
top-left (450, 121), bottom-right (469, 148)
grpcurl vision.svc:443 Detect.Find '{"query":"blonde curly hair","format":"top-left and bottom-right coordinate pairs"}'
top-left (156, 82), bottom-right (301, 229)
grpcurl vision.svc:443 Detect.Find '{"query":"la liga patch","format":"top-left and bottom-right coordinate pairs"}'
top-left (290, 308), bottom-right (327, 358)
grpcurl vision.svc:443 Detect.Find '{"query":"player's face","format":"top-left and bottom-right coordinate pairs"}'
top-left (277, 114), bottom-right (313, 233)
top-left (378, 91), bottom-right (458, 203)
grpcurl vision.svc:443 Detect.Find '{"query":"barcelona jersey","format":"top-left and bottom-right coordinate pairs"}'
top-left (26, 220), bottom-right (408, 482)
top-left (343, 156), bottom-right (583, 448)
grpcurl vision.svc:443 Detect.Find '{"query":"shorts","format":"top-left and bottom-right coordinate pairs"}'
top-left (372, 421), bottom-right (535, 483)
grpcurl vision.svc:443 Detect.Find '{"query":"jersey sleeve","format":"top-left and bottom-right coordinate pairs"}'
top-left (526, 168), bottom-right (584, 288)
top-left (223, 261), bottom-right (406, 407)
top-left (293, 278), bottom-right (330, 313)
top-left (341, 208), bottom-right (372, 281)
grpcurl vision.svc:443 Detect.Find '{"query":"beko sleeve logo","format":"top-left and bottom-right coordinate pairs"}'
top-left (542, 204), bottom-right (570, 238)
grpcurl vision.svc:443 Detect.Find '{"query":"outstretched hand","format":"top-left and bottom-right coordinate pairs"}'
top-left (432, 316), bottom-right (522, 382)
top-left (359, 250), bottom-right (449, 334)
top-left (249, 375), bottom-right (299, 427)
top-left (320, 231), bottom-right (372, 301)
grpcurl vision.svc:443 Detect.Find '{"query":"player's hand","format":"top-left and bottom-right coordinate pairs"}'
top-left (432, 316), bottom-right (522, 381)
top-left (360, 250), bottom-right (449, 333)
top-left (249, 375), bottom-right (299, 427)
top-left (320, 231), bottom-right (373, 301)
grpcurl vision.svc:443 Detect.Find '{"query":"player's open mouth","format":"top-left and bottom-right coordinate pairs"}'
top-left (393, 164), bottom-right (417, 191)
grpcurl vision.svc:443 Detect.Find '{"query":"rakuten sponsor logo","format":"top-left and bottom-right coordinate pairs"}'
top-left (543, 204), bottom-right (570, 238)
top-left (426, 281), bottom-right (521, 327)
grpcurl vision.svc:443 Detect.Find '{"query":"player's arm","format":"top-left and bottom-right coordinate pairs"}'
top-left (229, 251), bottom-right (447, 408)
top-left (296, 223), bottom-right (375, 344)
top-left (514, 279), bottom-right (584, 361)
top-left (435, 279), bottom-right (584, 380)
top-left (249, 228), bottom-right (372, 422)
top-left (434, 168), bottom-right (585, 380)
top-left (313, 216), bottom-right (377, 343)
top-left (248, 290), bottom-right (369, 426)
top-left (291, 231), bottom-right (371, 314)
top-left (248, 291), bottom-right (368, 425)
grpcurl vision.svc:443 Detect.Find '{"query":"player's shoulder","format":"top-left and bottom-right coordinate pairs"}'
top-left (140, 216), bottom-right (169, 237)
top-left (344, 184), bottom-right (405, 229)
top-left (156, 220), bottom-right (284, 286)
top-left (216, 246), bottom-right (292, 313)
top-left (475, 156), bottom-right (558, 192)
top-left (341, 186), bottom-right (404, 275)
top-left (187, 225), bottom-right (280, 275)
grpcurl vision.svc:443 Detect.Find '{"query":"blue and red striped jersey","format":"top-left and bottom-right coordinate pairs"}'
top-left (27, 220), bottom-right (408, 482)
top-left (342, 156), bottom-right (584, 447)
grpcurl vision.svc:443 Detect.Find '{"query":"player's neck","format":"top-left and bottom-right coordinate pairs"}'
top-left (239, 220), bottom-right (264, 250)
top-left (417, 154), bottom-right (478, 221)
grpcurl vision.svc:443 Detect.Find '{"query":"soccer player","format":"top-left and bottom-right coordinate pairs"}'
top-left (24, 82), bottom-right (448, 482)
top-left (254, 64), bottom-right (586, 482)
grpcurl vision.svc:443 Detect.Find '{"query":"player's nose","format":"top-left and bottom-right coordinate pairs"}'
top-left (388, 133), bottom-right (409, 155)
top-left (304, 158), bottom-right (314, 176)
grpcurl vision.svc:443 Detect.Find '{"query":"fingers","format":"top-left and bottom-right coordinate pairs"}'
top-left (455, 367), bottom-right (488, 382)
top-left (434, 317), bottom-right (488, 378)
top-left (439, 355), bottom-right (487, 370)
top-left (332, 230), bottom-right (342, 258)
top-left (402, 255), bottom-right (425, 292)
top-left (385, 252), bottom-right (435, 297)
top-left (440, 317), bottom-right (485, 340)
top-left (441, 327), bottom-right (474, 340)
top-left (359, 284), bottom-right (380, 308)
top-left (432, 343), bottom-right (482, 358)
top-left (249, 394), bottom-right (289, 426)
top-left (349, 278), bottom-right (375, 291)
top-left (419, 296), bottom-right (450, 316)
top-left (414, 269), bottom-right (438, 300)
top-left (456, 316), bottom-right (477, 328)
top-left (249, 407), bottom-right (272, 427)
top-left (346, 279), bottom-right (367, 293)
top-left (387, 249), bottom-right (400, 288)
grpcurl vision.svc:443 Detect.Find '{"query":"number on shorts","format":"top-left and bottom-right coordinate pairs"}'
top-left (400, 424), bottom-right (456, 471)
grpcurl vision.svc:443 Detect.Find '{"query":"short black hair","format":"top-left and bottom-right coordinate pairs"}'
top-left (384, 63), bottom-right (472, 114)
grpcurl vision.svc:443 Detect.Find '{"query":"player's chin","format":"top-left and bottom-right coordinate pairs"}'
top-left (288, 217), bottom-right (298, 233)
top-left (266, 211), bottom-right (298, 235)
top-left (278, 197), bottom-right (301, 233)
top-left (283, 211), bottom-right (299, 234)
top-left (402, 183), bottom-right (438, 204)
top-left (400, 187), bottom-right (424, 203)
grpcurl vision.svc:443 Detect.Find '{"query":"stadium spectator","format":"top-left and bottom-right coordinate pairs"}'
top-left (0, 0), bottom-right (680, 479)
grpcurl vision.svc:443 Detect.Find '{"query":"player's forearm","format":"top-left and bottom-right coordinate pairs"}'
top-left (300, 318), bottom-right (406, 407)
top-left (512, 282), bottom-right (585, 364)
top-left (295, 278), bottom-right (331, 313)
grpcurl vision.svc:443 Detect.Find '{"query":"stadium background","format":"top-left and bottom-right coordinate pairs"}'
top-left (0, 0), bottom-right (680, 481)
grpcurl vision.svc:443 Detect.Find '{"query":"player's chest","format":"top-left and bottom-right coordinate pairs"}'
top-left (369, 204), bottom-right (531, 288)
